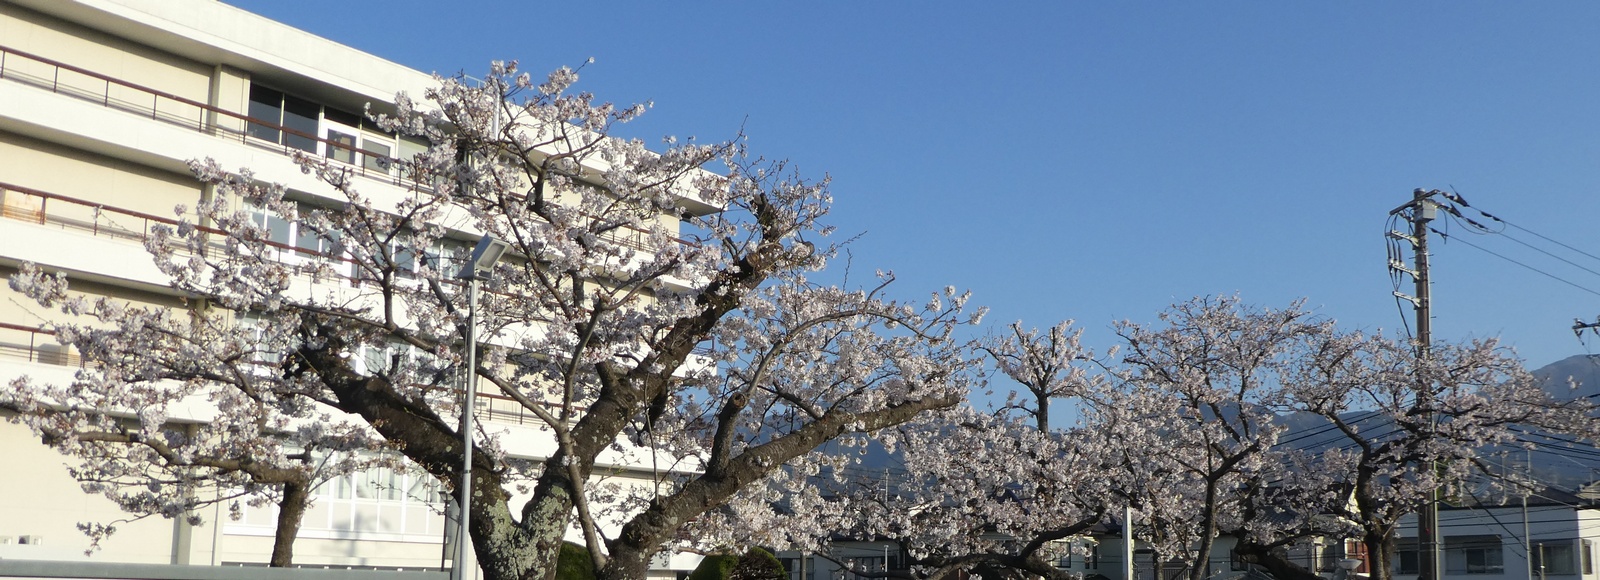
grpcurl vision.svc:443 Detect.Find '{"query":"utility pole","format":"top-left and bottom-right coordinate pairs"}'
top-left (1125, 505), bottom-right (1136, 580)
top-left (1389, 188), bottom-right (1444, 580)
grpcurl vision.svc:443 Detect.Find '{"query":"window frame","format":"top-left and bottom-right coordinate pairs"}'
top-left (249, 201), bottom-right (349, 277)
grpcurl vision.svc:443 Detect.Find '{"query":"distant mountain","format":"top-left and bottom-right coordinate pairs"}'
top-left (1532, 354), bottom-right (1600, 401)
top-left (823, 357), bottom-right (1600, 494)
top-left (1264, 356), bottom-right (1600, 493)
top-left (1521, 356), bottom-right (1600, 491)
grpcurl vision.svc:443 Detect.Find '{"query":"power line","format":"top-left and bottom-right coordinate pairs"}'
top-left (1430, 227), bottom-right (1600, 299)
top-left (1272, 411), bottom-right (1384, 451)
top-left (1456, 221), bottom-right (1600, 281)
top-left (1442, 192), bottom-right (1600, 267)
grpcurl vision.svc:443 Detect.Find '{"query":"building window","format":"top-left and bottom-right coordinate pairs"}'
top-left (1318, 542), bottom-right (1347, 572)
top-left (1534, 541), bottom-right (1579, 576)
top-left (237, 312), bottom-right (285, 367)
top-left (322, 105), bottom-right (397, 174)
top-left (391, 235), bottom-right (470, 282)
top-left (358, 339), bottom-right (452, 386)
top-left (247, 84), bottom-right (317, 153)
top-left (245, 83), bottom-right (405, 176)
top-left (249, 202), bottom-right (348, 275)
top-left (1583, 540), bottom-right (1593, 575)
top-left (1396, 539), bottom-right (1419, 576)
top-left (843, 557), bottom-right (885, 580)
top-left (0, 186), bottom-right (46, 224)
top-left (1447, 536), bottom-right (1504, 575)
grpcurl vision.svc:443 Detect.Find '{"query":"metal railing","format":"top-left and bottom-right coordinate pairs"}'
top-left (0, 44), bottom-right (704, 253)
top-left (0, 44), bottom-right (714, 257)
top-left (0, 321), bottom-right (79, 366)
top-left (2, 180), bottom-right (183, 244)
top-left (0, 44), bottom-right (411, 187)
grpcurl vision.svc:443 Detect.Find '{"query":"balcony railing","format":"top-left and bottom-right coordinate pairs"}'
top-left (1, 180), bottom-right (187, 244)
top-left (0, 45), bottom-right (706, 257)
top-left (0, 44), bottom-right (410, 187)
top-left (0, 45), bottom-right (705, 254)
top-left (0, 322), bottom-right (79, 367)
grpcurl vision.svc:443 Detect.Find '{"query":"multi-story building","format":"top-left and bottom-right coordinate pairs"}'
top-left (0, 0), bottom-right (706, 576)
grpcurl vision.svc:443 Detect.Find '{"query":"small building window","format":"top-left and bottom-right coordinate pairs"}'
top-left (1534, 541), bottom-right (1579, 576)
top-left (1447, 536), bottom-right (1504, 575)
top-left (1583, 540), bottom-right (1593, 575)
top-left (246, 84), bottom-right (283, 143)
top-left (1395, 539), bottom-right (1419, 576)
top-left (245, 84), bottom-right (317, 153)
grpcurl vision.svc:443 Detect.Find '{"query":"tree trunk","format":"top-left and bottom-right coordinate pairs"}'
top-left (1189, 481), bottom-right (1220, 580)
top-left (1364, 529), bottom-right (1394, 580)
top-left (269, 479), bottom-right (311, 567)
top-left (468, 458), bottom-right (570, 580)
top-left (1036, 391), bottom-right (1050, 433)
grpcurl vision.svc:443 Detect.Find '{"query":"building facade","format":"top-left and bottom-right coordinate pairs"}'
top-left (0, 0), bottom-right (703, 576)
top-left (1391, 496), bottom-right (1600, 580)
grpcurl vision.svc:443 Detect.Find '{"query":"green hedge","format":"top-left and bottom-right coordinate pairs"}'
top-left (689, 547), bottom-right (786, 580)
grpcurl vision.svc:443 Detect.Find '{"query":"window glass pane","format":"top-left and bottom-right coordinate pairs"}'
top-left (324, 106), bottom-right (361, 127)
top-left (326, 130), bottom-right (357, 164)
top-left (355, 469), bottom-right (376, 499)
top-left (395, 239), bottom-right (417, 278)
top-left (1536, 542), bottom-right (1577, 575)
top-left (438, 239), bottom-right (471, 275)
top-left (382, 468), bottom-right (401, 501)
top-left (363, 344), bottom-right (387, 375)
top-left (325, 230), bottom-right (343, 258)
top-left (336, 474), bottom-right (353, 499)
top-left (296, 224), bottom-right (324, 258)
top-left (362, 139), bottom-right (393, 173)
top-left (246, 84), bottom-right (283, 142)
top-left (253, 209), bottom-right (293, 247)
top-left (398, 135), bottom-right (429, 161)
top-left (1395, 540), bottom-right (1420, 575)
top-left (281, 94), bottom-right (320, 153)
top-left (1583, 541), bottom-right (1593, 575)
top-left (407, 473), bottom-right (441, 504)
top-left (268, 215), bottom-right (292, 246)
top-left (238, 312), bottom-right (283, 366)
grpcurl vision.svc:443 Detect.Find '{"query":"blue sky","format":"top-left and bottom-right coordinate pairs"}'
top-left (225, 1), bottom-right (1600, 369)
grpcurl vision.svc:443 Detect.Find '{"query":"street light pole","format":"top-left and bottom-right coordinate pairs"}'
top-left (452, 235), bottom-right (508, 580)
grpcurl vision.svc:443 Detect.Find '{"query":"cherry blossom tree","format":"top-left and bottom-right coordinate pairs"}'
top-left (980, 321), bottom-right (1103, 432)
top-left (5, 61), bottom-right (982, 580)
top-left (736, 321), bottom-right (1118, 580)
top-left (1109, 296), bottom-right (1322, 580)
top-left (0, 327), bottom-right (397, 566)
top-left (792, 297), bottom-right (1598, 580)
top-left (1266, 331), bottom-right (1600, 580)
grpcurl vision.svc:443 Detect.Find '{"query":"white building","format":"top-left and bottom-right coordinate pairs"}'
top-left (1393, 492), bottom-right (1600, 580)
top-left (0, 0), bottom-right (705, 576)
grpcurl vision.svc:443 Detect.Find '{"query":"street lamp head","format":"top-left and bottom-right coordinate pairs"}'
top-left (458, 235), bottom-right (508, 280)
